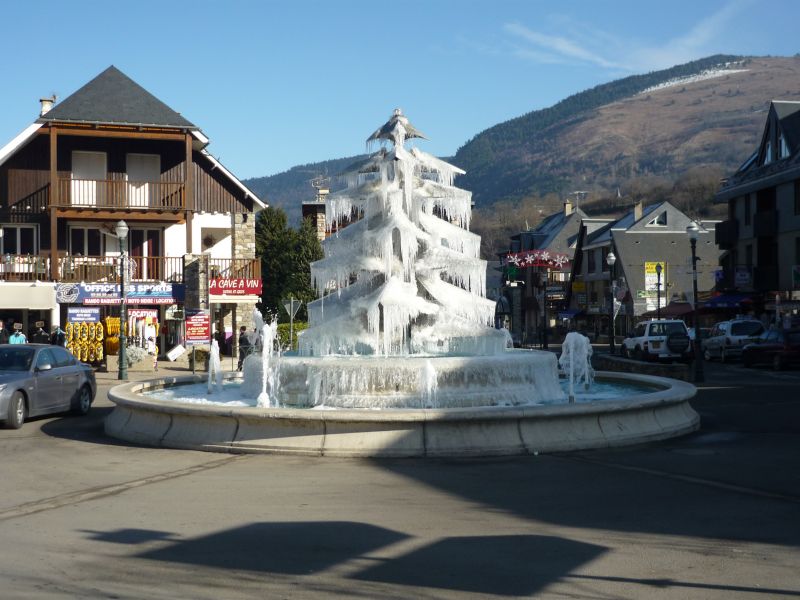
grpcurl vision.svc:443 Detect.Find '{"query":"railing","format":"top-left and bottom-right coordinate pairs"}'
top-left (208, 258), bottom-right (261, 280)
top-left (0, 255), bottom-right (50, 281)
top-left (715, 219), bottom-right (739, 250)
top-left (58, 256), bottom-right (185, 283)
top-left (55, 179), bottom-right (185, 210)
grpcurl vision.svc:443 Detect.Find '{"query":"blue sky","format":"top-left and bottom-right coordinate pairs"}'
top-left (2, 0), bottom-right (798, 180)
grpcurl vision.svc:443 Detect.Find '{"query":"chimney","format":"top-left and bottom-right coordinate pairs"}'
top-left (39, 95), bottom-right (56, 116)
top-left (633, 200), bottom-right (643, 221)
top-left (563, 199), bottom-right (574, 216)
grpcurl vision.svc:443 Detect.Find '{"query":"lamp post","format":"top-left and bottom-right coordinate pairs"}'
top-left (607, 250), bottom-right (617, 355)
top-left (687, 221), bottom-right (704, 383)
top-left (655, 262), bottom-right (663, 319)
top-left (116, 219), bottom-right (129, 381)
top-left (540, 269), bottom-right (549, 350)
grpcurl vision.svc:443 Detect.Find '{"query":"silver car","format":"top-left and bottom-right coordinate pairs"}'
top-left (0, 344), bottom-right (96, 429)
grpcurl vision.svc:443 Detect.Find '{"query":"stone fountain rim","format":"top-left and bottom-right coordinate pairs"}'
top-left (108, 371), bottom-right (695, 423)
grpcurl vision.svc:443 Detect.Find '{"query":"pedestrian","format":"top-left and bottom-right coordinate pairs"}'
top-left (9, 328), bottom-right (27, 344)
top-left (0, 320), bottom-right (9, 344)
top-left (146, 336), bottom-right (158, 371)
top-left (237, 326), bottom-right (252, 371)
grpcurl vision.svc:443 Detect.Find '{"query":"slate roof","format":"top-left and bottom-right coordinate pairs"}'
top-left (39, 66), bottom-right (196, 129)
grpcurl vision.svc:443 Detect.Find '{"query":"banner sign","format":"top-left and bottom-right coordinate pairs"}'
top-left (644, 262), bottom-right (666, 312)
top-left (56, 283), bottom-right (185, 305)
top-left (67, 307), bottom-right (100, 323)
top-left (503, 250), bottom-right (571, 270)
top-left (209, 278), bottom-right (263, 296)
top-left (185, 309), bottom-right (210, 346)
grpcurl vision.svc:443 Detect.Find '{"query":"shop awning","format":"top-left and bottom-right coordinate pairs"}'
top-left (0, 283), bottom-right (56, 310)
top-left (703, 293), bottom-right (754, 309)
top-left (640, 301), bottom-right (695, 319)
top-left (557, 309), bottom-right (583, 319)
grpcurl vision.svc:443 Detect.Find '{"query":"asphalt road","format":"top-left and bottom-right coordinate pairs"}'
top-left (0, 357), bottom-right (798, 599)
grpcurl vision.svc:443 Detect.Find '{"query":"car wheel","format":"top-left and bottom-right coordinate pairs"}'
top-left (72, 386), bottom-right (92, 416)
top-left (6, 392), bottom-right (26, 429)
top-left (621, 346), bottom-right (629, 358)
top-left (773, 354), bottom-right (784, 371)
top-left (703, 348), bottom-right (712, 362)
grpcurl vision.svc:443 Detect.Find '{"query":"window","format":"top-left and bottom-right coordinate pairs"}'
top-left (646, 211), bottom-right (667, 227)
top-left (745, 244), bottom-right (753, 266)
top-left (780, 134), bottom-right (790, 159)
top-left (0, 225), bottom-right (37, 254)
top-left (51, 347), bottom-right (76, 367)
top-left (587, 249), bottom-right (596, 273)
top-left (35, 349), bottom-right (56, 370)
top-left (744, 194), bottom-right (751, 226)
top-left (69, 227), bottom-right (103, 256)
top-left (765, 142), bottom-right (773, 164)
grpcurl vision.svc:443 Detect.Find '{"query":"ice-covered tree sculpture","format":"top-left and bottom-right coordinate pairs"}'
top-left (299, 109), bottom-right (506, 357)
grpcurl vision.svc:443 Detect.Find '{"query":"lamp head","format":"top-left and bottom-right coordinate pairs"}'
top-left (686, 221), bottom-right (700, 241)
top-left (606, 250), bottom-right (616, 267)
top-left (115, 219), bottom-right (129, 241)
top-left (655, 263), bottom-right (662, 275)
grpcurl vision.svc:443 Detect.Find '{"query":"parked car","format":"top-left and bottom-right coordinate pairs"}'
top-left (741, 329), bottom-right (800, 370)
top-left (621, 319), bottom-right (693, 362)
top-left (0, 344), bottom-right (96, 429)
top-left (702, 319), bottom-right (764, 363)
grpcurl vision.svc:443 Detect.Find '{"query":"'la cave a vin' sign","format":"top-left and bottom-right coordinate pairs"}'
top-left (209, 277), bottom-right (263, 296)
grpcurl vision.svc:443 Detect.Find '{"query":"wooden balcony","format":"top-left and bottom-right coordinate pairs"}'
top-left (55, 179), bottom-right (185, 211)
top-left (0, 255), bottom-right (50, 281)
top-left (209, 258), bottom-right (261, 280)
top-left (58, 256), bottom-right (185, 283)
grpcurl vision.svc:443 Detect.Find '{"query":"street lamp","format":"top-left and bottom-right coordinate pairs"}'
top-left (655, 262), bottom-right (663, 320)
top-left (607, 250), bottom-right (617, 355)
top-left (687, 222), bottom-right (704, 383)
top-left (116, 219), bottom-right (129, 381)
top-left (539, 269), bottom-right (549, 350)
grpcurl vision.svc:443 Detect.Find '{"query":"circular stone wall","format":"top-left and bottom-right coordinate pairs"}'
top-left (105, 372), bottom-right (699, 458)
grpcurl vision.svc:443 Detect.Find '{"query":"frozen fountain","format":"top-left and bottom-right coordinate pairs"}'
top-left (106, 110), bottom-right (699, 457)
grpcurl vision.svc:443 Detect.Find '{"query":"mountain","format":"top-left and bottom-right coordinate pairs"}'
top-left (245, 55), bottom-right (800, 241)
top-left (244, 155), bottom-right (367, 224)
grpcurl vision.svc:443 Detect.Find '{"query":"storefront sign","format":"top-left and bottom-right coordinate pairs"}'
top-left (734, 266), bottom-right (751, 287)
top-left (209, 278), bottom-right (263, 296)
top-left (128, 309), bottom-right (159, 321)
top-left (185, 309), bottom-right (210, 346)
top-left (56, 283), bottom-right (185, 305)
top-left (67, 307), bottom-right (100, 323)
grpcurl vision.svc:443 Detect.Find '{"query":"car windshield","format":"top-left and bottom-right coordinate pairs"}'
top-left (0, 347), bottom-right (35, 371)
top-left (731, 321), bottom-right (763, 336)
top-left (651, 322), bottom-right (686, 336)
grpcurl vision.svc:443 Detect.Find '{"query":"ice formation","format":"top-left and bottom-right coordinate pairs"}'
top-left (558, 332), bottom-right (595, 403)
top-left (301, 109), bottom-right (505, 357)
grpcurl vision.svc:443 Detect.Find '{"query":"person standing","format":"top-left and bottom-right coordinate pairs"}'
top-left (32, 322), bottom-right (50, 344)
top-left (0, 320), bottom-right (9, 345)
top-left (237, 326), bottom-right (252, 371)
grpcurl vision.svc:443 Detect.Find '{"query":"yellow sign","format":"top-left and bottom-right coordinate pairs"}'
top-left (571, 281), bottom-right (586, 292)
top-left (645, 261), bottom-right (666, 274)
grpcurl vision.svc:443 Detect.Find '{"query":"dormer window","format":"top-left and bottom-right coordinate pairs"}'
top-left (765, 142), bottom-right (773, 165)
top-left (780, 135), bottom-right (790, 159)
top-left (646, 211), bottom-right (667, 227)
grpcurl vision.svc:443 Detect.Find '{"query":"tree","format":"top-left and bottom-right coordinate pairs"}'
top-left (255, 206), bottom-right (322, 322)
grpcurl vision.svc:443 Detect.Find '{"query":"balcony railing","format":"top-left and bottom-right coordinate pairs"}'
top-left (58, 256), bottom-right (185, 283)
top-left (0, 255), bottom-right (50, 281)
top-left (209, 258), bottom-right (261, 280)
top-left (753, 210), bottom-right (779, 238)
top-left (55, 179), bottom-right (185, 210)
top-left (715, 219), bottom-right (739, 250)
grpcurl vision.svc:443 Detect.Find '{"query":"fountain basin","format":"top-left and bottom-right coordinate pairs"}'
top-left (106, 372), bottom-right (699, 457)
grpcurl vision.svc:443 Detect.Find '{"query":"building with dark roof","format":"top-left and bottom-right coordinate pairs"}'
top-left (0, 66), bottom-right (265, 362)
top-left (569, 200), bottom-right (721, 338)
top-left (715, 100), bottom-right (800, 313)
